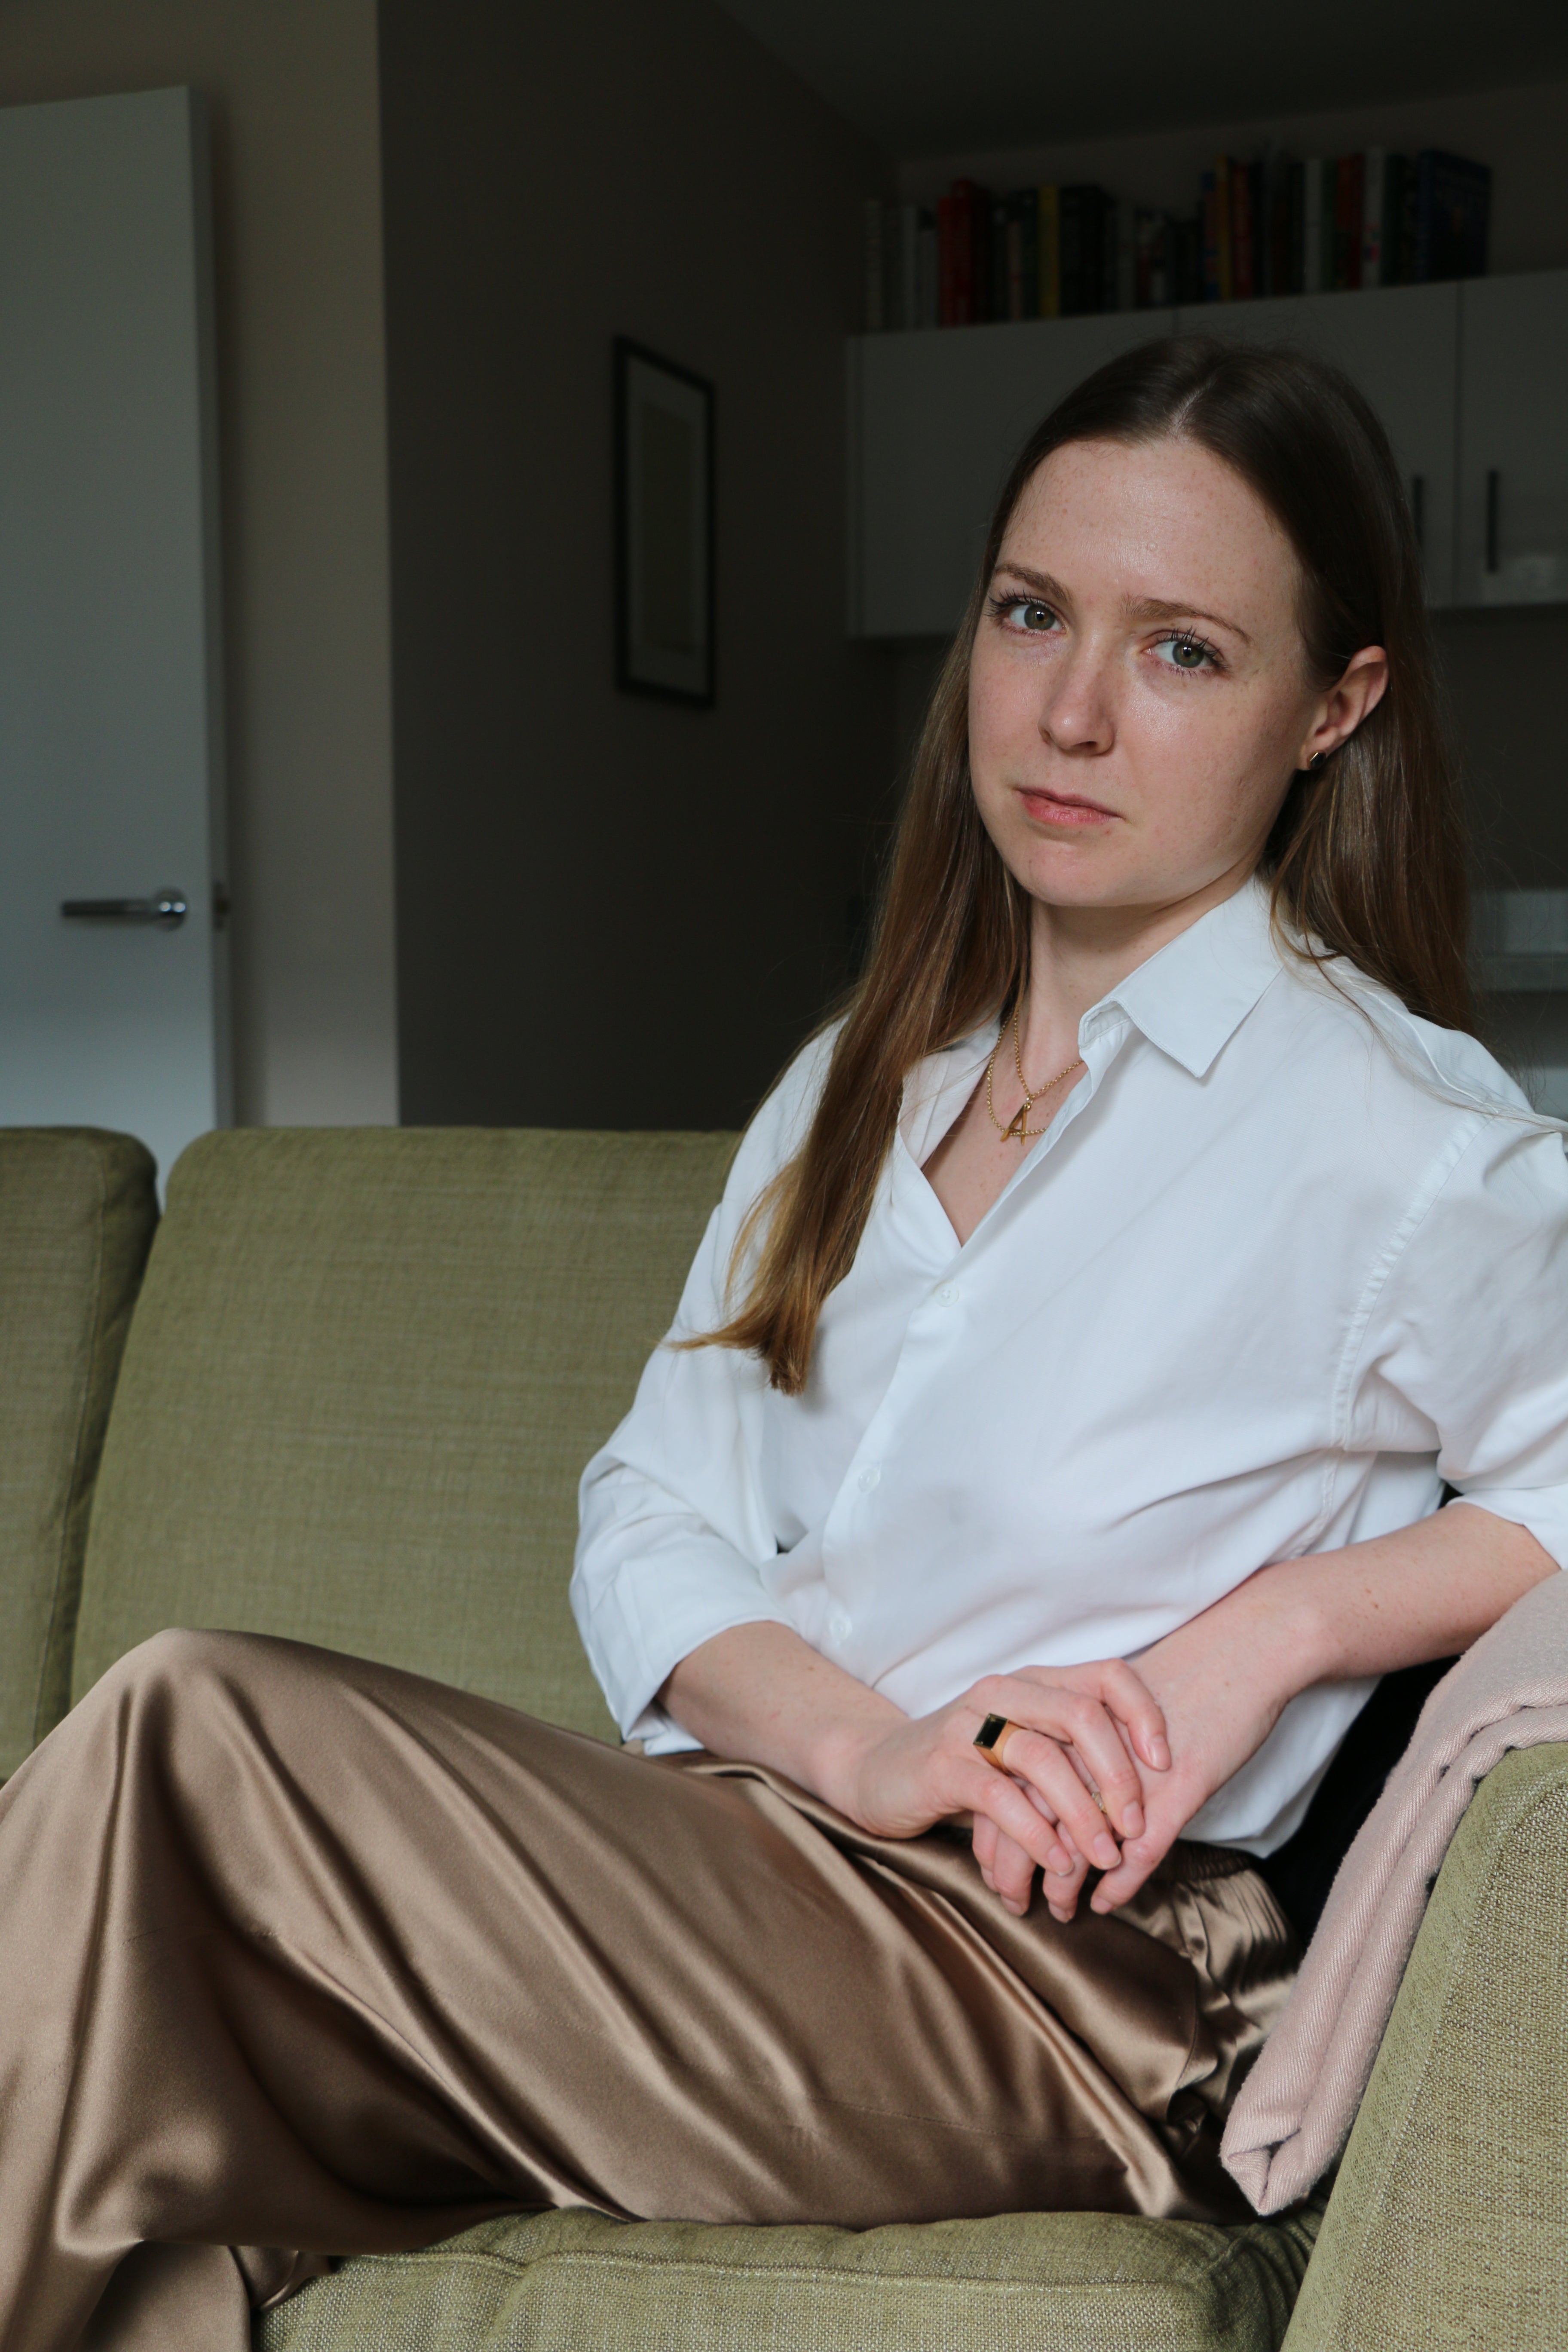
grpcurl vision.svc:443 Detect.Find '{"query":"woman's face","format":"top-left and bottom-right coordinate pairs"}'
top-left (967, 434), bottom-right (1380, 918)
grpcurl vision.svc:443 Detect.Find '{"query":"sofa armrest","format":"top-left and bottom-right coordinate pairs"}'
top-left (1285, 1741), bottom-right (1568, 2349)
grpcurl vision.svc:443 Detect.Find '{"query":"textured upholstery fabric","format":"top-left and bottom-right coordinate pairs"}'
top-left (1284, 1742), bottom-right (1568, 2349)
top-left (72, 1128), bottom-right (735, 1734)
top-left (0, 1128), bottom-right (157, 1777)
top-left (262, 2196), bottom-right (1328, 2352)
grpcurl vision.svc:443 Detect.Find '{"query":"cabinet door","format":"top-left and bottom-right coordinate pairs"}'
top-left (1175, 286), bottom-right (1459, 606)
top-left (850, 313), bottom-right (1173, 638)
top-left (1457, 272), bottom-right (1568, 607)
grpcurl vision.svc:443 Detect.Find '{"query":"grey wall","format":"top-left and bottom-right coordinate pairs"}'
top-left (0, 0), bottom-right (399, 1126)
top-left (379, 0), bottom-right (896, 1131)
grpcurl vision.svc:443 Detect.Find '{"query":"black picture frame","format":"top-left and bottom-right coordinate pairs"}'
top-left (614, 338), bottom-right (715, 707)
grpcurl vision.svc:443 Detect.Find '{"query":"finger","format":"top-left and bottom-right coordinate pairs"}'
top-left (986, 1728), bottom-right (1124, 1872)
top-left (1048, 1697), bottom-right (1150, 1844)
top-left (962, 1761), bottom-right (1076, 1879)
top-left (1012, 1660), bottom-right (1170, 1773)
top-left (1043, 1845), bottom-right (1090, 1923)
top-left (969, 1679), bottom-right (1147, 1846)
top-left (971, 1810), bottom-right (999, 1890)
top-left (1087, 1818), bottom-right (1180, 1913)
top-left (1092, 1659), bottom-right (1171, 1771)
top-left (989, 1829), bottom-right (1037, 1915)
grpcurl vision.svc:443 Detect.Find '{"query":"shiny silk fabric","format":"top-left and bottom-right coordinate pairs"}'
top-left (0, 1632), bottom-right (1298, 2352)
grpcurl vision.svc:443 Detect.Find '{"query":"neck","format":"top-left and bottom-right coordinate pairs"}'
top-left (1017, 862), bottom-right (1257, 1072)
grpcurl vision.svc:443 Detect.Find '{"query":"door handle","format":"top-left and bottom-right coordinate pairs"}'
top-left (61, 889), bottom-right (188, 929)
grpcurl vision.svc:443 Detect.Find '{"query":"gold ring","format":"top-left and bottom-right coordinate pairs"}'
top-left (973, 1713), bottom-right (1023, 1770)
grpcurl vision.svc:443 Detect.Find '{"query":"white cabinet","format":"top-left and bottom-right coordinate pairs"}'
top-left (1457, 272), bottom-right (1568, 607)
top-left (851, 276), bottom-right (1568, 637)
top-left (1174, 285), bottom-right (1460, 606)
top-left (849, 312), bottom-right (1171, 638)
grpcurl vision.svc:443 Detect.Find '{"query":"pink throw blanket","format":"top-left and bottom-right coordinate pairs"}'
top-left (1222, 1570), bottom-right (1568, 2214)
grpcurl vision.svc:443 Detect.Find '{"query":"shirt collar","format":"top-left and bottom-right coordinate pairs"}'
top-left (1083, 874), bottom-right (1285, 1079)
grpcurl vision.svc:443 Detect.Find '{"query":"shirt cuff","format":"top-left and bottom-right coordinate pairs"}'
top-left (581, 1538), bottom-right (793, 1740)
top-left (1446, 1487), bottom-right (1568, 1572)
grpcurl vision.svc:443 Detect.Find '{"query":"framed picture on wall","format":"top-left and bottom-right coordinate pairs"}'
top-left (614, 338), bottom-right (715, 707)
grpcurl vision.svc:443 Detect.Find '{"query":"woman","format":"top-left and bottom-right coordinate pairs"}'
top-left (3, 339), bottom-right (1566, 2350)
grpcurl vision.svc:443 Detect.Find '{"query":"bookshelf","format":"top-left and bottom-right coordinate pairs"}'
top-left (847, 269), bottom-right (1568, 640)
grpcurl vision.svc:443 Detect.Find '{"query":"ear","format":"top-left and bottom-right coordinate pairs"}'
top-left (1296, 646), bottom-right (1389, 769)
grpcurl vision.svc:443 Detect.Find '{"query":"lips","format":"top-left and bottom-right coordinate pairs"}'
top-left (1017, 786), bottom-right (1118, 828)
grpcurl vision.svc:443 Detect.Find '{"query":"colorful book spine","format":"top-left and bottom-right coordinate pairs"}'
top-left (990, 193), bottom-right (1011, 323)
top-left (1012, 190), bottom-right (1038, 319)
top-left (1038, 185), bottom-right (1060, 318)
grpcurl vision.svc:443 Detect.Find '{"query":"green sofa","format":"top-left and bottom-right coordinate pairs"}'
top-left (3, 1123), bottom-right (1562, 2352)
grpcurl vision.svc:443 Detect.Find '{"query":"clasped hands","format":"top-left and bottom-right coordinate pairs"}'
top-left (831, 1617), bottom-right (1291, 1924)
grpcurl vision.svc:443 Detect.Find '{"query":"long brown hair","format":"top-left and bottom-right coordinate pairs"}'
top-left (705, 336), bottom-right (1472, 1395)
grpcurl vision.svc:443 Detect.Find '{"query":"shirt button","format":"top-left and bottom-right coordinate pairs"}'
top-left (828, 1605), bottom-right (852, 1643)
top-left (937, 1282), bottom-right (959, 1305)
top-left (857, 1464), bottom-right (880, 1492)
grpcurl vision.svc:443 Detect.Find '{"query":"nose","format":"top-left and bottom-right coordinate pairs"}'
top-left (1038, 634), bottom-right (1116, 756)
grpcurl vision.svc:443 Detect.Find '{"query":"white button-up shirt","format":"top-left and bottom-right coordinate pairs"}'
top-left (572, 879), bottom-right (1568, 1852)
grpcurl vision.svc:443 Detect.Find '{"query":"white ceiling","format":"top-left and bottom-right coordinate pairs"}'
top-left (711, 0), bottom-right (1568, 158)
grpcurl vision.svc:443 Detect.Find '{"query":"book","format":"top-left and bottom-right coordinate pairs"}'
top-left (1109, 199), bottom-right (1131, 312)
top-left (1334, 154), bottom-right (1364, 290)
top-left (1200, 168), bottom-right (1221, 301)
top-left (1061, 185), bottom-right (1109, 313)
top-left (1038, 185), bottom-right (1061, 318)
top-left (1133, 208), bottom-right (1168, 308)
top-left (937, 193), bottom-right (956, 325)
top-left (990, 193), bottom-right (1011, 323)
top-left (1362, 149), bottom-right (1384, 288)
top-left (1011, 190), bottom-right (1039, 320)
top-left (1231, 157), bottom-right (1256, 300)
top-left (1173, 212), bottom-right (1204, 304)
top-left (1414, 151), bottom-right (1492, 280)
top-left (1302, 158), bottom-right (1324, 292)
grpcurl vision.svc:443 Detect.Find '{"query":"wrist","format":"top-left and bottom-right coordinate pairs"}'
top-left (1232, 1556), bottom-right (1341, 1700)
top-left (804, 1709), bottom-right (894, 1822)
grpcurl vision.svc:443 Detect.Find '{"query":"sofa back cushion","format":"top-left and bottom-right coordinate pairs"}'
top-left (73, 1127), bottom-right (735, 1736)
top-left (0, 1129), bottom-right (158, 1774)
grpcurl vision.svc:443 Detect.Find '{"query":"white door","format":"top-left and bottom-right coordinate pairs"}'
top-left (1175, 286), bottom-right (1461, 606)
top-left (0, 87), bottom-right (227, 1191)
top-left (1456, 271), bottom-right (1568, 609)
top-left (850, 312), bottom-right (1176, 637)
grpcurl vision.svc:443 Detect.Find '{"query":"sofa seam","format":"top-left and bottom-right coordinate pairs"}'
top-left (29, 1137), bottom-right (106, 1753)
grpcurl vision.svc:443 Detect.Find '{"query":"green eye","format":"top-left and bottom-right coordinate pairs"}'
top-left (1170, 637), bottom-right (1207, 669)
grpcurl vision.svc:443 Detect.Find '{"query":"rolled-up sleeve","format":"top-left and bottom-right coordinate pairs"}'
top-left (1350, 1107), bottom-right (1568, 1567)
top-left (571, 1036), bottom-right (832, 1746)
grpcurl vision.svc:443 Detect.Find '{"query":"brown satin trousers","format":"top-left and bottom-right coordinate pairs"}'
top-left (0, 1631), bottom-right (1298, 2352)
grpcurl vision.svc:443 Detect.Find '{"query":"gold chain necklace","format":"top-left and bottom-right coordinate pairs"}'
top-left (984, 1003), bottom-right (1083, 1144)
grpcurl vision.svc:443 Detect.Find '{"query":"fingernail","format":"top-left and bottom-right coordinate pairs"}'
top-left (1122, 1802), bottom-right (1144, 1838)
top-left (1049, 1847), bottom-right (1073, 1875)
top-left (1007, 1898), bottom-right (1026, 1917)
top-left (1090, 1893), bottom-right (1113, 1914)
top-left (1049, 1904), bottom-right (1071, 1923)
top-left (1150, 1738), bottom-right (1170, 1769)
top-left (1093, 1832), bottom-right (1121, 1869)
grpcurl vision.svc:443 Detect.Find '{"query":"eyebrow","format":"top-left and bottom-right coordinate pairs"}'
top-left (991, 560), bottom-right (1253, 646)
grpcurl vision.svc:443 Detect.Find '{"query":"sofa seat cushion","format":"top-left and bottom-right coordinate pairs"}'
top-left (259, 2198), bottom-right (1326, 2352)
top-left (0, 1127), bottom-right (156, 1775)
top-left (72, 1127), bottom-right (735, 1734)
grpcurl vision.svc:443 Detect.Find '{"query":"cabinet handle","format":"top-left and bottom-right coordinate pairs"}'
top-left (1410, 474), bottom-right (1425, 551)
top-left (1485, 469), bottom-right (1500, 574)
